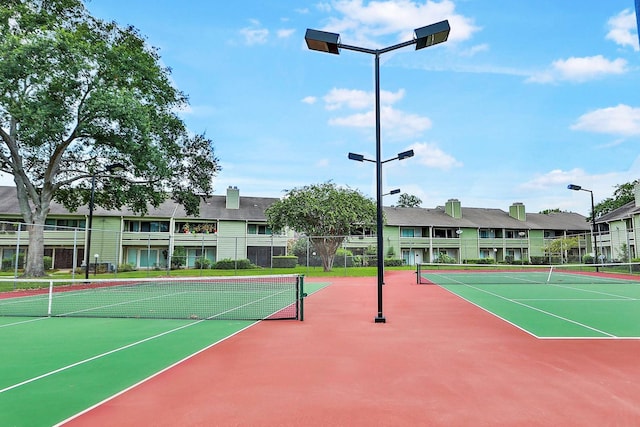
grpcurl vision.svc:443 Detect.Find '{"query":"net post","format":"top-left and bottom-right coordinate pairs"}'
top-left (298, 274), bottom-right (306, 321)
top-left (47, 280), bottom-right (53, 316)
top-left (546, 265), bottom-right (554, 284)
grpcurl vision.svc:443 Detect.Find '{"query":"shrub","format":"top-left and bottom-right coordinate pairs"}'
top-left (434, 253), bottom-right (456, 264)
top-left (213, 258), bottom-right (255, 269)
top-left (334, 248), bottom-right (355, 267)
top-left (118, 263), bottom-right (135, 272)
top-left (384, 258), bottom-right (403, 267)
top-left (465, 258), bottom-right (495, 265)
top-left (171, 246), bottom-right (186, 269)
top-left (530, 256), bottom-right (548, 265)
top-left (2, 254), bottom-right (24, 271)
top-left (272, 256), bottom-right (297, 268)
top-left (582, 254), bottom-right (594, 264)
top-left (43, 256), bottom-right (52, 270)
top-left (194, 256), bottom-right (212, 269)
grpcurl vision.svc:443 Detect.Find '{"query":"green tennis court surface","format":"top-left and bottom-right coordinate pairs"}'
top-left (419, 266), bottom-right (640, 339)
top-left (0, 280), bottom-right (328, 427)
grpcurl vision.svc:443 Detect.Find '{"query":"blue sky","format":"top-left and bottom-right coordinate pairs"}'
top-left (71, 1), bottom-right (640, 214)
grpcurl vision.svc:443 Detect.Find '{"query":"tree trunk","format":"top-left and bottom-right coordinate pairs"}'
top-left (14, 184), bottom-right (52, 278)
top-left (24, 219), bottom-right (46, 277)
top-left (311, 236), bottom-right (344, 272)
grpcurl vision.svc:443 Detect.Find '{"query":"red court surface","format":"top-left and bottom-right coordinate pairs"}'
top-left (63, 271), bottom-right (640, 426)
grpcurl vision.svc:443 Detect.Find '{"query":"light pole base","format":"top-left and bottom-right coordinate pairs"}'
top-left (374, 316), bottom-right (386, 323)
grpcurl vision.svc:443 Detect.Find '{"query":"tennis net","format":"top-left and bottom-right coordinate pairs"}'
top-left (417, 262), bottom-right (640, 286)
top-left (0, 275), bottom-right (305, 321)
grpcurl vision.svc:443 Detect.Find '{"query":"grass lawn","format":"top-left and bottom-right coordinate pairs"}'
top-left (0, 265), bottom-right (415, 292)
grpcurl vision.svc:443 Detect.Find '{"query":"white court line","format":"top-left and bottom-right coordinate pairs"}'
top-left (0, 285), bottom-right (299, 395)
top-left (52, 322), bottom-right (258, 427)
top-left (0, 319), bottom-right (210, 395)
top-left (430, 274), bottom-right (618, 338)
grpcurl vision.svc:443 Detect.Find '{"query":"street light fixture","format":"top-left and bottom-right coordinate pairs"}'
top-left (307, 21), bottom-right (449, 323)
top-left (85, 163), bottom-right (126, 279)
top-left (348, 150), bottom-right (413, 298)
top-left (567, 184), bottom-right (599, 270)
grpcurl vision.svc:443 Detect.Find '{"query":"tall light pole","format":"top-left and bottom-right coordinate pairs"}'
top-left (306, 21), bottom-right (450, 323)
top-left (349, 150), bottom-right (412, 319)
top-left (567, 184), bottom-right (599, 270)
top-left (85, 163), bottom-right (125, 279)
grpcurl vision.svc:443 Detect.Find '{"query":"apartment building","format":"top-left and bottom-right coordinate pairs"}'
top-left (0, 186), bottom-right (594, 269)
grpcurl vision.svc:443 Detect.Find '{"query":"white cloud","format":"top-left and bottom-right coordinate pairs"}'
top-left (322, 87), bottom-right (429, 138)
top-left (521, 168), bottom-right (586, 190)
top-left (527, 55), bottom-right (628, 83)
top-left (606, 9), bottom-right (640, 51)
top-left (277, 28), bottom-right (295, 38)
top-left (571, 104), bottom-right (640, 136)
top-left (321, 0), bottom-right (479, 47)
top-left (329, 106), bottom-right (431, 139)
top-left (323, 88), bottom-right (404, 110)
top-left (409, 142), bottom-right (461, 170)
top-left (302, 96), bottom-right (317, 104)
top-left (324, 88), bottom-right (372, 110)
top-left (459, 43), bottom-right (489, 57)
top-left (518, 157), bottom-right (640, 212)
top-left (315, 158), bottom-right (330, 167)
top-left (240, 22), bottom-right (269, 45)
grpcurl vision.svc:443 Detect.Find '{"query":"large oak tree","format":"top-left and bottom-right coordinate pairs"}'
top-left (0, 0), bottom-right (220, 276)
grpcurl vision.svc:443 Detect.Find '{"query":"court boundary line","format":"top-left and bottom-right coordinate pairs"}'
top-left (0, 304), bottom-right (261, 397)
top-left (51, 283), bottom-right (329, 425)
top-left (52, 321), bottom-right (259, 427)
top-left (430, 274), bottom-right (620, 339)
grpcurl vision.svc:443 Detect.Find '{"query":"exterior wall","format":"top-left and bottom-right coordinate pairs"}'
top-left (86, 216), bottom-right (122, 266)
top-left (217, 220), bottom-right (247, 260)
top-left (603, 219), bottom-right (636, 261)
top-left (374, 225), bottom-right (589, 265)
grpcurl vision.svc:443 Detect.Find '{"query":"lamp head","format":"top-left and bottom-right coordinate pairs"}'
top-left (305, 29), bottom-right (340, 54)
top-left (414, 20), bottom-right (450, 50)
top-left (348, 152), bottom-right (365, 162)
top-left (567, 184), bottom-right (582, 191)
top-left (397, 149), bottom-right (414, 161)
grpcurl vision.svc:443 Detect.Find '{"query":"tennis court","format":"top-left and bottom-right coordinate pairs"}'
top-left (0, 275), bottom-right (322, 426)
top-left (418, 263), bottom-right (640, 339)
top-left (3, 270), bottom-right (640, 426)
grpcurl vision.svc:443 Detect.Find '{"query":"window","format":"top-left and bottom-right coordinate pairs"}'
top-left (44, 218), bottom-right (86, 231)
top-left (506, 230), bottom-right (526, 239)
top-left (125, 220), bottom-right (169, 233)
top-left (479, 229), bottom-right (496, 239)
top-left (433, 228), bottom-right (455, 238)
top-left (351, 226), bottom-right (375, 237)
top-left (247, 224), bottom-right (272, 235)
top-left (400, 228), bottom-right (415, 237)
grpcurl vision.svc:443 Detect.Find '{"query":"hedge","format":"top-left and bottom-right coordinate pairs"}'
top-left (272, 256), bottom-right (297, 268)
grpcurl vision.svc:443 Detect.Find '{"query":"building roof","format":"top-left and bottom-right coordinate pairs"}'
top-left (596, 200), bottom-right (640, 224)
top-left (0, 185), bottom-right (591, 231)
top-left (383, 205), bottom-right (590, 231)
top-left (0, 186), bottom-right (278, 222)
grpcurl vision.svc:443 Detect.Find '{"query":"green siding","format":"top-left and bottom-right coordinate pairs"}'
top-left (217, 221), bottom-right (247, 260)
